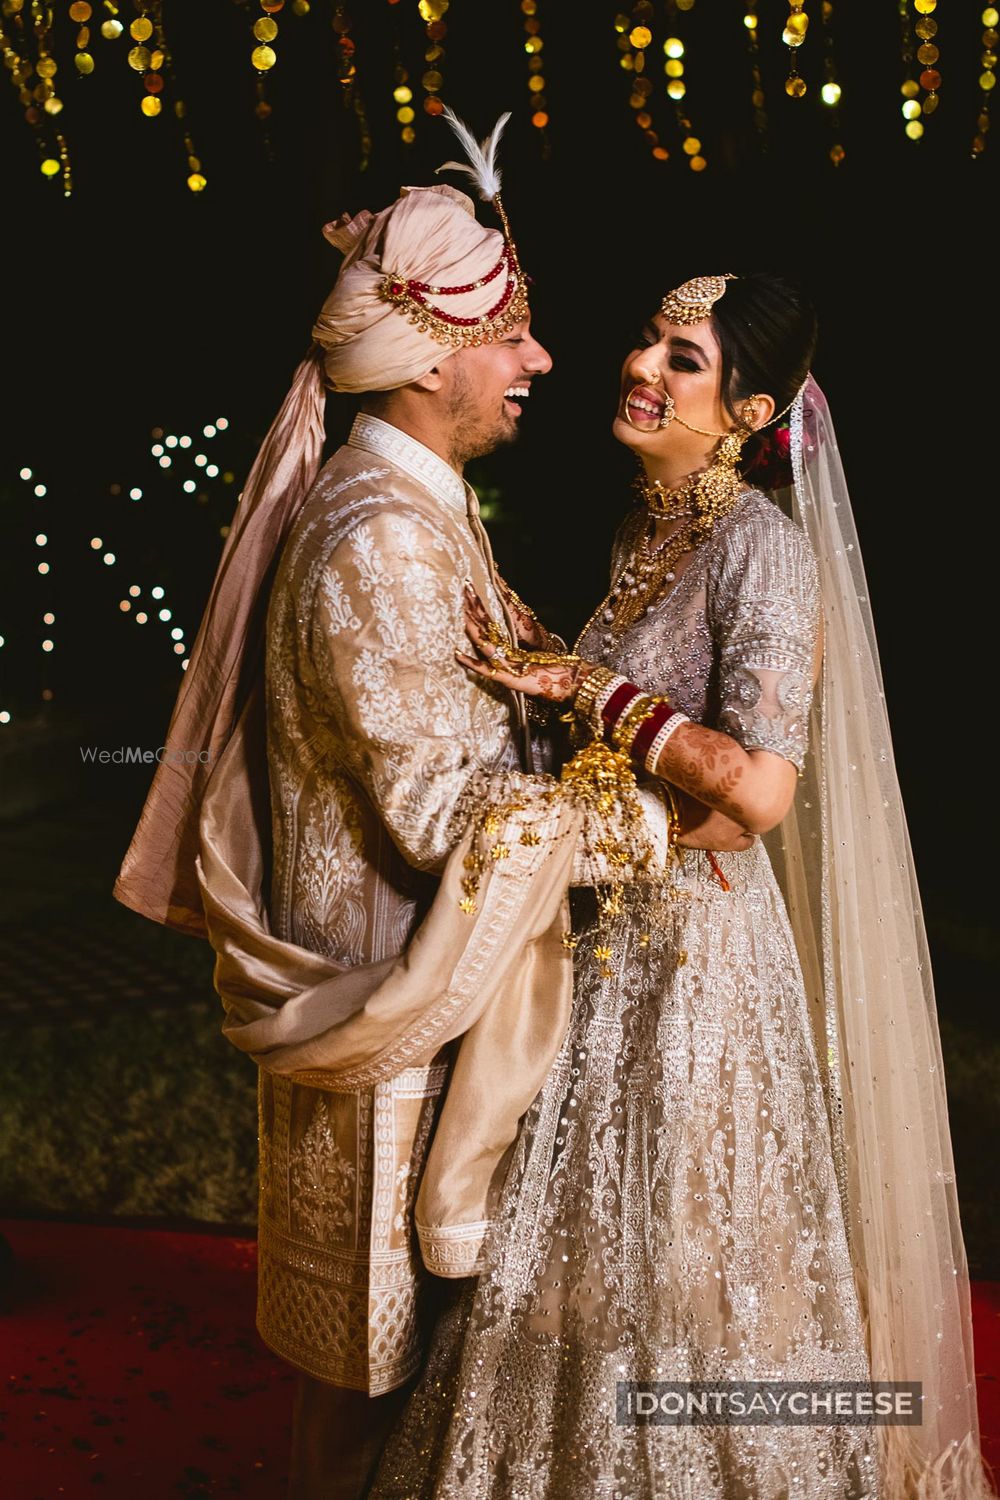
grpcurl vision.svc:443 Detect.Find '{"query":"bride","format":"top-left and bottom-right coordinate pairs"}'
top-left (366, 273), bottom-right (996, 1499)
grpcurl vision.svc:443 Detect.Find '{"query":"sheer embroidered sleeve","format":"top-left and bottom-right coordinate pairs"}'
top-left (710, 501), bottom-right (821, 772)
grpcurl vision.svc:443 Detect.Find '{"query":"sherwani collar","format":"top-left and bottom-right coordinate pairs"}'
top-left (348, 413), bottom-right (468, 517)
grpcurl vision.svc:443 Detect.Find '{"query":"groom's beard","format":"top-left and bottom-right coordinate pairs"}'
top-left (446, 363), bottom-right (521, 469)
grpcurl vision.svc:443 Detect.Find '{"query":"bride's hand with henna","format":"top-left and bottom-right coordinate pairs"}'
top-left (456, 586), bottom-right (598, 703)
top-left (671, 788), bottom-right (755, 852)
top-left (496, 577), bottom-right (559, 652)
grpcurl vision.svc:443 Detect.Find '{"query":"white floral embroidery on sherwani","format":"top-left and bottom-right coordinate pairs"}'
top-left (260, 413), bottom-right (530, 1394)
top-left (369, 489), bottom-right (882, 1497)
top-left (258, 415), bottom-right (671, 1396)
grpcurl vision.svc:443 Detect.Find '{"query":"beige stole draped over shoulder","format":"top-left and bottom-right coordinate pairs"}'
top-left (197, 675), bottom-right (582, 1277)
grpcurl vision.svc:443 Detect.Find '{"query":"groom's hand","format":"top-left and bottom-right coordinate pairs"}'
top-left (672, 788), bottom-right (755, 852)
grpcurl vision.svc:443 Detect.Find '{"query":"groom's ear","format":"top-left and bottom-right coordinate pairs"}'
top-left (410, 365), bottom-right (445, 393)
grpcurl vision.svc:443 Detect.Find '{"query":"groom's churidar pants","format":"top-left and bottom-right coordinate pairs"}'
top-left (287, 1372), bottom-right (415, 1500)
top-left (286, 1276), bottom-right (469, 1498)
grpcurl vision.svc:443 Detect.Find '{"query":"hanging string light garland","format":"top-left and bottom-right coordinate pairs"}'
top-left (663, 2), bottom-right (707, 172)
top-left (387, 0), bottom-right (416, 147)
top-left (913, 0), bottom-right (941, 123)
top-left (250, 0), bottom-right (279, 77)
top-left (149, 6), bottom-right (206, 192)
top-left (244, 0), bottom-right (281, 162)
top-left (616, 5), bottom-right (670, 163)
top-left (99, 3), bottom-right (123, 43)
top-left (0, 0), bottom-right (74, 191)
top-left (418, 0), bottom-right (448, 119)
top-left (972, 5), bottom-right (998, 157)
top-left (69, 1), bottom-right (95, 79)
top-left (123, 0), bottom-right (205, 191)
top-left (740, 4), bottom-right (769, 151)
top-left (819, 0), bottom-right (844, 164)
top-left (898, 0), bottom-right (923, 138)
top-left (520, 0), bottom-right (548, 145)
top-left (783, 1), bottom-right (809, 98)
top-left (1, 9), bottom-right (993, 195)
top-left (33, 0), bottom-right (71, 195)
top-left (332, 3), bottom-right (372, 169)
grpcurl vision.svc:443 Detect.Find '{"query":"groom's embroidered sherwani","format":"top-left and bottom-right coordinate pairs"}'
top-left (259, 413), bottom-right (537, 1395)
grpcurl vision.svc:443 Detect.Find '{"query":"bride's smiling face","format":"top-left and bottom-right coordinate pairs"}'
top-left (613, 311), bottom-right (732, 468)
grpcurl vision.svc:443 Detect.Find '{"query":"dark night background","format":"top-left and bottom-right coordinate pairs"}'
top-left (0, 2), bottom-right (997, 1270)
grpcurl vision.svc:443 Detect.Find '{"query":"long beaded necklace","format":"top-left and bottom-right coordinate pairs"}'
top-left (574, 460), bottom-right (748, 654)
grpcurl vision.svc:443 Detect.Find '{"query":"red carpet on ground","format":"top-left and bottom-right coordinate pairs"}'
top-left (0, 1220), bottom-right (294, 1500)
top-left (0, 1218), bottom-right (998, 1499)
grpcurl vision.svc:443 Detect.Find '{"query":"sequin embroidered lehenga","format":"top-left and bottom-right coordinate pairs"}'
top-left (368, 379), bottom-right (994, 1499)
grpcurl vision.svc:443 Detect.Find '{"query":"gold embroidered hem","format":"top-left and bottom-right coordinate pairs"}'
top-left (256, 1064), bottom-right (449, 1394)
top-left (416, 1219), bottom-right (492, 1279)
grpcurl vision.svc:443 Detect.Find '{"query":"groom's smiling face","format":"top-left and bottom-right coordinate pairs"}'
top-left (441, 314), bottom-right (553, 465)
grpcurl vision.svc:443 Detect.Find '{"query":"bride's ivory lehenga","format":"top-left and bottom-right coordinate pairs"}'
top-left (369, 486), bottom-right (882, 1499)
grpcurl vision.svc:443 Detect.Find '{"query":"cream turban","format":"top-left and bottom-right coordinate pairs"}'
top-left (313, 183), bottom-right (522, 393)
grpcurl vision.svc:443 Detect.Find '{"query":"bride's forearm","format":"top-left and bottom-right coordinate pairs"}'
top-left (652, 720), bottom-right (797, 836)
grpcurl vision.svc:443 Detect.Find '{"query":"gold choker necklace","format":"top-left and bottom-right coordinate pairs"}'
top-left (635, 473), bottom-right (697, 519)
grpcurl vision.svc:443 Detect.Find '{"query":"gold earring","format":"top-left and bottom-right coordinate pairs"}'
top-left (739, 396), bottom-right (761, 429)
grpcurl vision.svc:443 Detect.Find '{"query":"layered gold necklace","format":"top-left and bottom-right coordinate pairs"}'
top-left (574, 453), bottom-right (748, 650)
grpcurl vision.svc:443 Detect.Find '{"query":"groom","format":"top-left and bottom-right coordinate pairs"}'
top-left (263, 180), bottom-right (557, 1498)
top-left (263, 174), bottom-right (753, 1497)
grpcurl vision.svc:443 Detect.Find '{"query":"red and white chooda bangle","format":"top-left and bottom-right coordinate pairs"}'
top-left (643, 706), bottom-right (690, 773)
top-left (600, 681), bottom-right (690, 772)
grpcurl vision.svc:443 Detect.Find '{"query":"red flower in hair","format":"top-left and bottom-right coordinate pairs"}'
top-left (742, 421), bottom-right (793, 491)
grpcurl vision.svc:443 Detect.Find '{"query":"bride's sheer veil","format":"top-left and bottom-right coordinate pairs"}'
top-left (766, 374), bottom-right (995, 1496)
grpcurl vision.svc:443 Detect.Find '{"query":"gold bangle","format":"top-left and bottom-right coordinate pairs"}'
top-left (574, 665), bottom-right (617, 729)
top-left (611, 695), bottom-right (657, 757)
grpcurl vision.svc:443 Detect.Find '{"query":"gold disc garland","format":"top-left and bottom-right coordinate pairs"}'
top-left (783, 0), bottom-right (809, 97)
top-left (819, 0), bottom-right (845, 164)
top-left (331, 3), bottom-right (372, 169)
top-left (388, 0), bottom-right (416, 148)
top-left (616, 3), bottom-right (670, 163)
top-left (99, 1), bottom-right (123, 43)
top-left (132, 3), bottom-right (162, 120)
top-left (69, 0), bottom-right (94, 79)
top-left (245, 0), bottom-right (279, 161)
top-left (520, 0), bottom-right (549, 148)
top-left (740, 3), bottom-right (769, 150)
top-left (149, 3), bottom-right (206, 193)
top-left (972, 4), bottom-right (997, 156)
top-left (914, 0), bottom-right (941, 122)
top-left (3, 7), bottom-right (997, 188)
top-left (418, 0), bottom-right (448, 118)
top-left (0, 0), bottom-right (73, 192)
top-left (898, 0), bottom-right (923, 138)
top-left (664, 8), bottom-right (707, 173)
